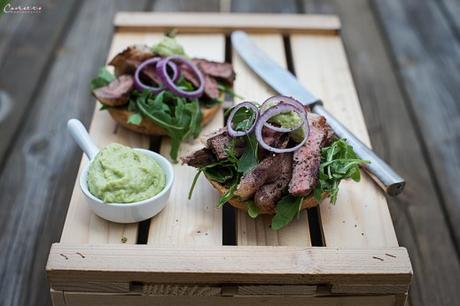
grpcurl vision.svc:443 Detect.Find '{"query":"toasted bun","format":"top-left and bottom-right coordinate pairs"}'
top-left (108, 104), bottom-right (222, 136)
top-left (208, 180), bottom-right (327, 215)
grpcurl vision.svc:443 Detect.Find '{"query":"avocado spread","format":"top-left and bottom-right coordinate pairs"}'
top-left (87, 143), bottom-right (165, 203)
top-left (269, 111), bottom-right (305, 142)
top-left (152, 36), bottom-right (187, 57)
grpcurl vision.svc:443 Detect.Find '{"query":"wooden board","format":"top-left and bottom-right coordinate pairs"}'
top-left (114, 12), bottom-right (340, 34)
top-left (147, 33), bottom-right (225, 246)
top-left (60, 33), bottom-right (150, 245)
top-left (299, 1), bottom-right (460, 304)
top-left (47, 11), bottom-right (411, 305)
top-left (48, 244), bottom-right (411, 286)
top-left (290, 34), bottom-right (398, 248)
top-left (232, 34), bottom-right (311, 246)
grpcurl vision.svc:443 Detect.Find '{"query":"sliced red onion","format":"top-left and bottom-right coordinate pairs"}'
top-left (255, 103), bottom-right (309, 153)
top-left (134, 57), bottom-right (179, 92)
top-left (227, 102), bottom-right (259, 137)
top-left (156, 56), bottom-right (204, 99)
top-left (260, 95), bottom-right (305, 113)
top-left (260, 95), bottom-right (306, 133)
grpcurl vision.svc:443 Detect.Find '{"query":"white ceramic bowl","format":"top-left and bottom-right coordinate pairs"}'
top-left (68, 119), bottom-right (174, 223)
top-left (80, 149), bottom-right (174, 223)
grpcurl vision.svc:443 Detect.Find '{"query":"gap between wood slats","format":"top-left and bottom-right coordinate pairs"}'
top-left (222, 34), bottom-right (237, 246)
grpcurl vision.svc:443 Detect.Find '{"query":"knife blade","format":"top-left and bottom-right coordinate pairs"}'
top-left (231, 31), bottom-right (405, 196)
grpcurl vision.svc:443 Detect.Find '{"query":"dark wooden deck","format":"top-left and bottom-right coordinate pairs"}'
top-left (0, 0), bottom-right (459, 305)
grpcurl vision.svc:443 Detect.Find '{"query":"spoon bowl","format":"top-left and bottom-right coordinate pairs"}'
top-left (68, 119), bottom-right (174, 223)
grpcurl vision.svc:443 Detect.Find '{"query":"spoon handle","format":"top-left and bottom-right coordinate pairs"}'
top-left (67, 119), bottom-right (99, 160)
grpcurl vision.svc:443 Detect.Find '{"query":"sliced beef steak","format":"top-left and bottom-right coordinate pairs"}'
top-left (192, 58), bottom-right (235, 84)
top-left (205, 128), bottom-right (244, 160)
top-left (181, 147), bottom-right (216, 168)
top-left (109, 45), bottom-right (154, 76)
top-left (181, 65), bottom-right (220, 100)
top-left (235, 153), bottom-right (289, 200)
top-left (259, 128), bottom-right (290, 159)
top-left (92, 75), bottom-right (134, 106)
top-left (288, 113), bottom-right (330, 197)
top-left (254, 153), bottom-right (293, 213)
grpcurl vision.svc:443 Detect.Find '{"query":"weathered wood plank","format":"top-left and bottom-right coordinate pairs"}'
top-left (302, 0), bottom-right (460, 305)
top-left (0, 0), bottom-right (78, 167)
top-left (232, 34), bottom-right (311, 246)
top-left (60, 32), bottom-right (151, 244)
top-left (61, 292), bottom-right (398, 306)
top-left (0, 1), bottom-right (149, 306)
top-left (373, 0), bottom-right (460, 251)
top-left (290, 34), bottom-right (398, 248)
top-left (152, 0), bottom-right (222, 11)
top-left (231, 0), bottom-right (300, 13)
top-left (47, 244), bottom-right (411, 286)
top-left (114, 12), bottom-right (340, 34)
top-left (146, 33), bottom-right (225, 246)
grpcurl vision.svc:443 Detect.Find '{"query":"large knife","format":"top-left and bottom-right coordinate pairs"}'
top-left (231, 31), bottom-right (405, 196)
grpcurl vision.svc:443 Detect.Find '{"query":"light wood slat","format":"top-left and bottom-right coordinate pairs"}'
top-left (232, 34), bottom-right (311, 246)
top-left (47, 244), bottom-right (411, 285)
top-left (60, 292), bottom-right (398, 306)
top-left (114, 12), bottom-right (340, 34)
top-left (146, 33), bottom-right (225, 246)
top-left (60, 34), bottom-right (150, 244)
top-left (290, 35), bottom-right (398, 247)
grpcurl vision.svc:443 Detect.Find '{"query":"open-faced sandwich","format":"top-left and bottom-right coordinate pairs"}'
top-left (184, 96), bottom-right (368, 230)
top-left (90, 33), bottom-right (236, 161)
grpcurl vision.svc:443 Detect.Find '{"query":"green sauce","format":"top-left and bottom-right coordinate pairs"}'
top-left (87, 143), bottom-right (165, 203)
top-left (152, 36), bottom-right (187, 57)
top-left (269, 111), bottom-right (305, 142)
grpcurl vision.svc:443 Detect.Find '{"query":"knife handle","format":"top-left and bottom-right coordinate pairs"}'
top-left (312, 104), bottom-right (405, 196)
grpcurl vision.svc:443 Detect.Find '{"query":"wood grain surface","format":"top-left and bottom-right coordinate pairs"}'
top-left (232, 34), bottom-right (312, 246)
top-left (1, 0), bottom-right (459, 305)
top-left (47, 244), bottom-right (411, 285)
top-left (147, 33), bottom-right (225, 246)
top-left (302, 0), bottom-right (460, 305)
top-left (0, 1), bottom-right (150, 305)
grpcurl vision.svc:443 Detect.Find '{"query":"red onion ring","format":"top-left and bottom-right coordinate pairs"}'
top-left (156, 56), bottom-right (204, 99)
top-left (260, 96), bottom-right (306, 133)
top-left (134, 57), bottom-right (179, 92)
top-left (255, 103), bottom-right (309, 153)
top-left (227, 102), bottom-right (259, 137)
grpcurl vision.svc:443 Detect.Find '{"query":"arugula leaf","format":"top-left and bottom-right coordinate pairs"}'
top-left (237, 135), bottom-right (258, 174)
top-left (203, 166), bottom-right (234, 183)
top-left (231, 106), bottom-right (257, 131)
top-left (91, 67), bottom-right (115, 90)
top-left (271, 195), bottom-right (303, 230)
top-left (217, 181), bottom-right (238, 208)
top-left (136, 90), bottom-right (202, 162)
top-left (313, 138), bottom-right (369, 204)
top-left (247, 200), bottom-right (260, 218)
top-left (188, 170), bottom-right (202, 200)
top-left (127, 113), bottom-right (142, 125)
top-left (217, 83), bottom-right (243, 100)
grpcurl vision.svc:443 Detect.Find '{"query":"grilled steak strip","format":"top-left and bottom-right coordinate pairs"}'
top-left (109, 45), bottom-right (154, 76)
top-left (92, 75), bottom-right (134, 106)
top-left (192, 58), bottom-right (235, 84)
top-left (254, 153), bottom-right (293, 213)
top-left (235, 153), bottom-right (287, 200)
top-left (259, 128), bottom-right (290, 159)
top-left (181, 147), bottom-right (216, 168)
top-left (288, 113), bottom-right (330, 196)
top-left (206, 128), bottom-right (245, 160)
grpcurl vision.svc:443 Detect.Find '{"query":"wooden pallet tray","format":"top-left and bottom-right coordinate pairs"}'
top-left (46, 12), bottom-right (412, 306)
